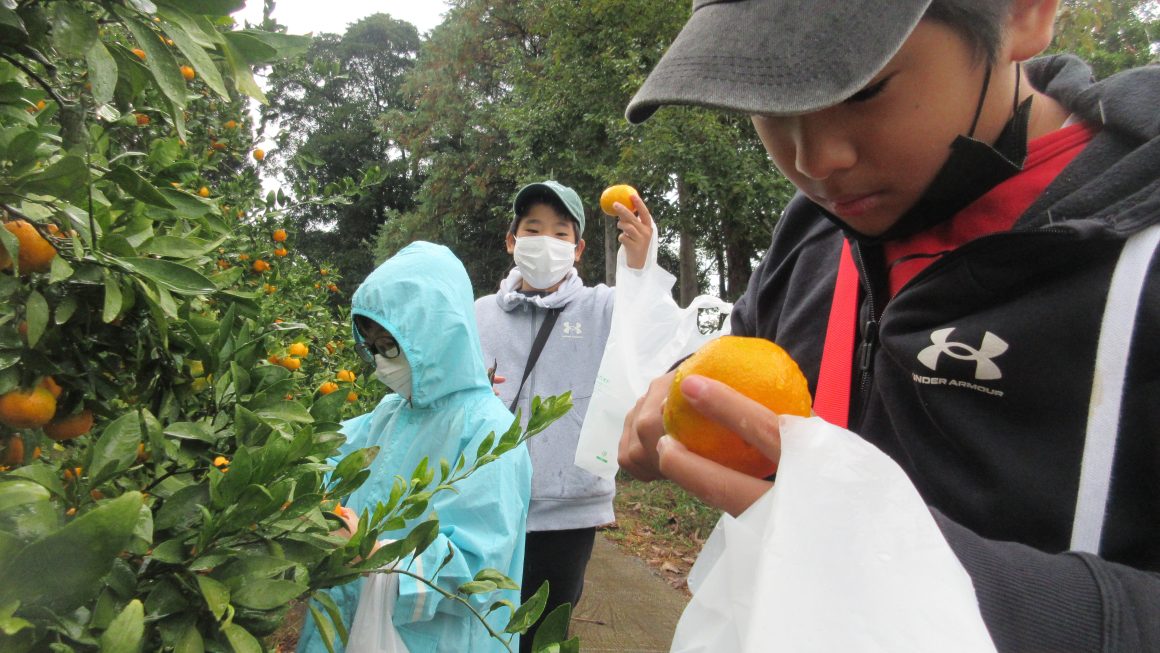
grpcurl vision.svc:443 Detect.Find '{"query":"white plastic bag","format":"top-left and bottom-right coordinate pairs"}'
top-left (347, 570), bottom-right (410, 653)
top-left (575, 228), bottom-right (731, 478)
top-left (671, 415), bottom-right (998, 653)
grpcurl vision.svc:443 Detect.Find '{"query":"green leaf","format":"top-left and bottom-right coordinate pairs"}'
top-left (531, 603), bottom-right (575, 652)
top-left (0, 479), bottom-right (58, 544)
top-left (102, 270), bottom-right (123, 323)
top-left (221, 623), bottom-right (261, 653)
top-left (155, 4), bottom-right (217, 47)
top-left (231, 579), bottom-right (305, 610)
top-left (23, 289), bottom-right (47, 347)
top-left (19, 155), bottom-right (88, 201)
top-left (49, 2), bottom-right (97, 57)
top-left (195, 575), bottom-right (229, 621)
top-left (105, 165), bottom-right (175, 208)
top-left (253, 401), bottom-right (313, 424)
top-left (219, 36), bottom-right (266, 104)
top-left (234, 29), bottom-right (311, 59)
top-left (157, 188), bottom-right (215, 219)
top-left (115, 256), bottom-right (216, 295)
top-left (85, 40), bottom-right (118, 106)
top-left (99, 599), bottom-right (144, 653)
top-left (89, 412), bottom-right (143, 486)
top-left (0, 492), bottom-right (143, 614)
top-left (142, 234), bottom-right (220, 258)
top-left (116, 10), bottom-right (188, 109)
top-left (163, 19), bottom-right (228, 98)
top-left (505, 581), bottom-right (548, 634)
top-left (174, 622), bottom-right (204, 653)
top-left (153, 484), bottom-right (208, 530)
top-left (177, 0), bottom-right (245, 15)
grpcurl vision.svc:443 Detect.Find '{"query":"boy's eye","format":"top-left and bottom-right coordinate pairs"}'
top-left (845, 75), bottom-right (892, 103)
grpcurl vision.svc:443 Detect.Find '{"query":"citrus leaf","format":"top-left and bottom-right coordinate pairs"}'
top-left (221, 623), bottom-right (261, 653)
top-left (230, 579), bottom-right (305, 610)
top-left (195, 575), bottom-right (229, 621)
top-left (89, 412), bottom-right (143, 487)
top-left (115, 257), bottom-right (215, 295)
top-left (219, 36), bottom-right (266, 104)
top-left (19, 154), bottom-right (88, 201)
top-left (49, 2), bottom-right (97, 57)
top-left (84, 41), bottom-right (116, 106)
top-left (163, 19), bottom-right (227, 98)
top-left (116, 10), bottom-right (187, 109)
top-left (99, 599), bottom-right (144, 653)
top-left (105, 165), bottom-right (175, 208)
top-left (23, 289), bottom-right (47, 347)
top-left (102, 270), bottom-right (123, 322)
top-left (0, 492), bottom-right (143, 613)
top-left (252, 401), bottom-right (313, 424)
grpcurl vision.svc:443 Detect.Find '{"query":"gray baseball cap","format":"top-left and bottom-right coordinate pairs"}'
top-left (625, 0), bottom-right (933, 124)
top-left (511, 180), bottom-right (586, 237)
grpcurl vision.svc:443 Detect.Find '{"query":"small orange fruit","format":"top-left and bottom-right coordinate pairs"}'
top-left (212, 455), bottom-right (229, 468)
top-left (663, 336), bottom-right (812, 478)
top-left (135, 113), bottom-right (150, 126)
top-left (211, 141), bottom-right (227, 151)
top-left (599, 184), bottom-right (640, 216)
top-left (180, 65), bottom-right (195, 81)
top-left (252, 149), bottom-right (266, 161)
top-left (327, 283), bottom-right (339, 293)
top-left (346, 391), bottom-right (358, 402)
top-left (44, 409), bottom-right (94, 441)
top-left (2, 436), bottom-right (24, 465)
top-left (131, 48), bottom-right (146, 60)
top-left (40, 376), bottom-right (62, 398)
top-left (336, 369), bottom-right (356, 383)
top-left (274, 247), bottom-right (288, 257)
top-left (263, 283), bottom-right (276, 294)
top-left (280, 356), bottom-right (302, 371)
top-left (288, 342), bottom-right (309, 357)
top-left (319, 381), bottom-right (339, 395)
top-left (272, 229), bottom-right (287, 242)
top-left (252, 259), bottom-right (270, 273)
top-left (238, 253), bottom-right (251, 261)
top-left (0, 386), bottom-right (57, 429)
top-left (197, 186), bottom-right (210, 198)
top-left (2, 220), bottom-right (57, 273)
top-left (223, 119), bottom-right (238, 129)
top-left (267, 354), bottom-right (281, 365)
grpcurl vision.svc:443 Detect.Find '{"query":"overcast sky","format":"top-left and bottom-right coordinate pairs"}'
top-left (232, 0), bottom-right (451, 36)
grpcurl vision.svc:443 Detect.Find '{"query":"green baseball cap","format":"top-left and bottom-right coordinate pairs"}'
top-left (511, 180), bottom-right (586, 237)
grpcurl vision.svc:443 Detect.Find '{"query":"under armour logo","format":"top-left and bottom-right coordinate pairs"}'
top-left (562, 321), bottom-right (582, 336)
top-left (917, 328), bottom-right (1008, 380)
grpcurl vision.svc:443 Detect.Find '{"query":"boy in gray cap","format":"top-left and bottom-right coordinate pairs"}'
top-left (475, 179), bottom-right (653, 651)
top-left (619, 0), bottom-right (1160, 650)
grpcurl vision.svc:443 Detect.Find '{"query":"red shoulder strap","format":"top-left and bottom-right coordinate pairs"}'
top-left (813, 240), bottom-right (859, 428)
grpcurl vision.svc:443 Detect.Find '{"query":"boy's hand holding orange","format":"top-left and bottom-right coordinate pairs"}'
top-left (663, 336), bottom-right (812, 478)
top-left (599, 184), bottom-right (652, 270)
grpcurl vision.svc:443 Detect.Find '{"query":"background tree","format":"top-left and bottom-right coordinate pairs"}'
top-left (262, 14), bottom-right (422, 289)
top-left (1051, 0), bottom-right (1159, 78)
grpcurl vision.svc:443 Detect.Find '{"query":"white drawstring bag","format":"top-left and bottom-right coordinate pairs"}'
top-left (575, 229), bottom-right (731, 479)
top-left (671, 415), bottom-right (997, 653)
top-left (347, 569), bottom-right (410, 653)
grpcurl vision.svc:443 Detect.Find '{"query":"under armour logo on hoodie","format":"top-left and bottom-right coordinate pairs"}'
top-left (562, 321), bottom-right (583, 337)
top-left (918, 327), bottom-right (1008, 380)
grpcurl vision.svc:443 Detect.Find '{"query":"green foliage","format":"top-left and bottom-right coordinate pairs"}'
top-left (0, 2), bottom-right (571, 652)
top-left (1051, 0), bottom-right (1160, 78)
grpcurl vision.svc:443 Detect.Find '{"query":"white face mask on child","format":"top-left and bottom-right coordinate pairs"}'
top-left (374, 354), bottom-right (412, 400)
top-left (513, 236), bottom-right (576, 290)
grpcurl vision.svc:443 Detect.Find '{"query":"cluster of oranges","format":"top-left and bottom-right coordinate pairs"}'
top-left (0, 376), bottom-right (94, 468)
top-left (318, 369), bottom-right (358, 402)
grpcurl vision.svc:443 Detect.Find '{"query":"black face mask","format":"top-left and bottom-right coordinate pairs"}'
top-left (839, 65), bottom-right (1033, 243)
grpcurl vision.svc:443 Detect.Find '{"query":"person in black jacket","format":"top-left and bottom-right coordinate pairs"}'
top-left (618, 0), bottom-right (1160, 650)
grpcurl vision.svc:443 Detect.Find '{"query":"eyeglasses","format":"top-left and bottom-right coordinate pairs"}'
top-left (355, 335), bottom-right (401, 363)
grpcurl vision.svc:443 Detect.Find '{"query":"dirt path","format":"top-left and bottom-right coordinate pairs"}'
top-left (570, 534), bottom-right (690, 652)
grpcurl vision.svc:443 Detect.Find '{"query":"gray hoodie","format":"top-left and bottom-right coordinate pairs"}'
top-left (475, 268), bottom-right (615, 532)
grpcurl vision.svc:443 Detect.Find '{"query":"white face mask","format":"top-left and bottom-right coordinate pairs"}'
top-left (513, 236), bottom-right (576, 290)
top-left (374, 354), bottom-right (412, 400)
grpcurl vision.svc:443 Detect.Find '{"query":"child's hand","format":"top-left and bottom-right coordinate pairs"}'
top-left (613, 194), bottom-right (654, 270)
top-left (333, 505), bottom-right (359, 538)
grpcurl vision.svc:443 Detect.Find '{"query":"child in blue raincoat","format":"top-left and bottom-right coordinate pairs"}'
top-left (297, 241), bottom-right (533, 653)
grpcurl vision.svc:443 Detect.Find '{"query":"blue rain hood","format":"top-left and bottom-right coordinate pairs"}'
top-left (298, 242), bottom-right (532, 653)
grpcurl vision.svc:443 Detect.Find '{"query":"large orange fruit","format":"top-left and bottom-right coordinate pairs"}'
top-left (662, 336), bottom-right (811, 477)
top-left (2, 220), bottom-right (57, 273)
top-left (599, 184), bottom-right (639, 216)
top-left (44, 409), bottom-right (94, 441)
top-left (0, 386), bottom-right (57, 429)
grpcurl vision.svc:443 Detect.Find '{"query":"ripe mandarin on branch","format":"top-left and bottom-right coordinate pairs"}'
top-left (2, 220), bottom-right (57, 273)
top-left (0, 386), bottom-right (57, 429)
top-left (599, 184), bottom-right (640, 216)
top-left (663, 336), bottom-right (812, 477)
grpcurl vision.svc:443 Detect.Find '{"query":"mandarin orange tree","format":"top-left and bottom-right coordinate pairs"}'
top-left (0, 2), bottom-right (570, 652)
